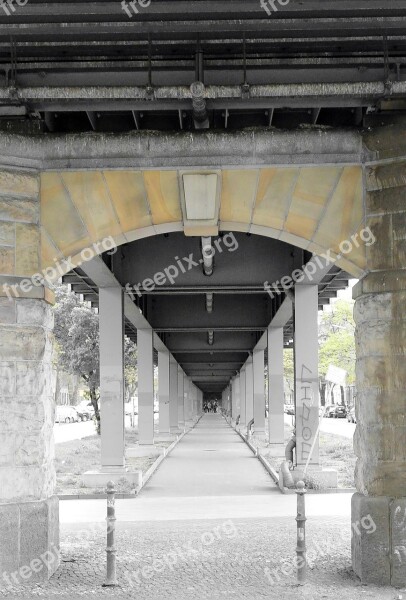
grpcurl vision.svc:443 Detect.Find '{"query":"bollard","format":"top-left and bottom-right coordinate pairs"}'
top-left (103, 481), bottom-right (117, 587)
top-left (295, 480), bottom-right (307, 585)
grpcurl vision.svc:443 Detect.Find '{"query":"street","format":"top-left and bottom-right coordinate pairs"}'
top-left (284, 414), bottom-right (356, 439)
top-left (54, 420), bottom-right (95, 444)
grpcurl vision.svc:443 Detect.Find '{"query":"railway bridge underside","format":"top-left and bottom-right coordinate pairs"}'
top-left (1, 0), bottom-right (406, 587)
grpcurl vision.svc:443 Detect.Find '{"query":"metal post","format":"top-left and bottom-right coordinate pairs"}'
top-left (295, 480), bottom-right (307, 584)
top-left (103, 481), bottom-right (117, 587)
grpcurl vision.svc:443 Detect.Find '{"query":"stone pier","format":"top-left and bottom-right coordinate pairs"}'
top-left (0, 169), bottom-right (59, 582)
top-left (352, 125), bottom-right (406, 586)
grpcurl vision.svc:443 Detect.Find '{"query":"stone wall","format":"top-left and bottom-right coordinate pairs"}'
top-left (0, 169), bottom-right (59, 581)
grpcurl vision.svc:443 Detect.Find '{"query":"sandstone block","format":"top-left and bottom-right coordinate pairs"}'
top-left (0, 246), bottom-right (14, 275)
top-left (0, 497), bottom-right (59, 585)
top-left (351, 493), bottom-right (391, 585)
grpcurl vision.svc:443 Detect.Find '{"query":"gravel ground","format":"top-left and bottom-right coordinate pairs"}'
top-left (0, 517), bottom-right (402, 600)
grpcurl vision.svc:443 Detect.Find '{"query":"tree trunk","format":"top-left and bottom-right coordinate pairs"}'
top-left (89, 386), bottom-right (100, 435)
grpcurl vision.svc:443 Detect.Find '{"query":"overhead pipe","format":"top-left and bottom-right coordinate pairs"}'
top-left (206, 292), bottom-right (213, 313)
top-left (190, 81), bottom-right (209, 129)
top-left (201, 236), bottom-right (214, 276)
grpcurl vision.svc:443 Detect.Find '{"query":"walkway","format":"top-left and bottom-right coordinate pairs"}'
top-left (142, 413), bottom-right (276, 498)
top-left (1, 415), bottom-right (395, 600)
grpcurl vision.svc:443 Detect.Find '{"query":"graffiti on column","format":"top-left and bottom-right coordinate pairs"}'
top-left (298, 363), bottom-right (315, 463)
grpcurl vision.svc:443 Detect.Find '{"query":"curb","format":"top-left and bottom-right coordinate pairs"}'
top-left (233, 426), bottom-right (280, 485)
top-left (232, 424), bottom-right (355, 495)
top-left (59, 417), bottom-right (201, 501)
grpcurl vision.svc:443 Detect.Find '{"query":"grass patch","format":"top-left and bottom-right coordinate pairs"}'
top-left (55, 428), bottom-right (172, 496)
top-left (261, 419), bottom-right (356, 489)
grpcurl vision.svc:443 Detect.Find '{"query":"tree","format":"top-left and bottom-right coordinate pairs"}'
top-left (53, 285), bottom-right (137, 433)
top-left (124, 337), bottom-right (138, 402)
top-left (319, 299), bottom-right (356, 386)
top-left (54, 286), bottom-right (101, 430)
top-left (283, 348), bottom-right (294, 400)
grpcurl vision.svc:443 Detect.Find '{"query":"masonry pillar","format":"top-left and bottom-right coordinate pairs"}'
top-left (100, 287), bottom-right (125, 469)
top-left (0, 168), bottom-right (59, 582)
top-left (158, 350), bottom-right (170, 434)
top-left (294, 285), bottom-right (320, 468)
top-left (253, 349), bottom-right (265, 437)
top-left (169, 357), bottom-right (179, 433)
top-left (239, 366), bottom-right (246, 428)
top-left (245, 356), bottom-right (254, 428)
top-left (177, 366), bottom-right (185, 430)
top-left (267, 327), bottom-right (285, 457)
top-left (138, 329), bottom-right (155, 445)
top-left (351, 128), bottom-right (406, 586)
top-left (231, 376), bottom-right (240, 425)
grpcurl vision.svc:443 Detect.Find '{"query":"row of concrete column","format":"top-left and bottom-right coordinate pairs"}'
top-left (226, 284), bottom-right (319, 468)
top-left (98, 287), bottom-right (202, 474)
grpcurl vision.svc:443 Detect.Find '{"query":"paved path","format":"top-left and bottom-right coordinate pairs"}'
top-left (1, 415), bottom-right (395, 600)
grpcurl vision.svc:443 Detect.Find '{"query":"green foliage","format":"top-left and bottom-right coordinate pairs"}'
top-left (283, 349), bottom-right (294, 392)
top-left (319, 299), bottom-right (356, 384)
top-left (53, 285), bottom-right (138, 429)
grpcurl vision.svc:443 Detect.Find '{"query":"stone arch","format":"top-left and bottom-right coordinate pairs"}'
top-left (40, 165), bottom-right (367, 282)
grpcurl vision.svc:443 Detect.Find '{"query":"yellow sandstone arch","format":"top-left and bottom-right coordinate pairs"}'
top-left (40, 165), bottom-right (365, 279)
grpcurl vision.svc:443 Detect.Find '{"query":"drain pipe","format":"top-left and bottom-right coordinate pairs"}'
top-left (190, 81), bottom-right (209, 129)
top-left (201, 237), bottom-right (214, 276)
top-left (247, 417), bottom-right (254, 438)
top-left (280, 461), bottom-right (296, 489)
top-left (285, 429), bottom-right (296, 463)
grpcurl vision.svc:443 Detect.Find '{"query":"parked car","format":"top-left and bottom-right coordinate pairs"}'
top-left (284, 404), bottom-right (295, 415)
top-left (124, 401), bottom-right (138, 416)
top-left (323, 404), bottom-right (336, 418)
top-left (347, 406), bottom-right (357, 423)
top-left (55, 405), bottom-right (79, 424)
top-left (332, 404), bottom-right (347, 418)
top-left (75, 401), bottom-right (94, 422)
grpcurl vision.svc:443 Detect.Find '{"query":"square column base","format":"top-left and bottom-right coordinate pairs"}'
top-left (352, 493), bottom-right (406, 586)
top-left (0, 496), bottom-right (59, 586)
top-left (292, 467), bottom-right (338, 489)
top-left (82, 468), bottom-right (142, 488)
top-left (267, 443), bottom-right (286, 459)
top-left (126, 445), bottom-right (164, 458)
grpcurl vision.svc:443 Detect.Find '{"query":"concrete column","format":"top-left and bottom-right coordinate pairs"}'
top-left (268, 327), bottom-right (285, 457)
top-left (350, 136), bottom-right (406, 586)
top-left (184, 375), bottom-right (191, 422)
top-left (169, 358), bottom-right (179, 433)
top-left (294, 285), bottom-right (319, 468)
top-left (0, 169), bottom-right (59, 581)
top-left (100, 287), bottom-right (125, 468)
top-left (253, 349), bottom-right (265, 437)
top-left (245, 356), bottom-right (254, 426)
top-left (231, 376), bottom-right (240, 424)
top-left (191, 384), bottom-right (197, 418)
top-left (239, 367), bottom-right (246, 427)
top-left (177, 366), bottom-right (185, 429)
top-left (138, 329), bottom-right (155, 445)
top-left (158, 350), bottom-right (170, 434)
